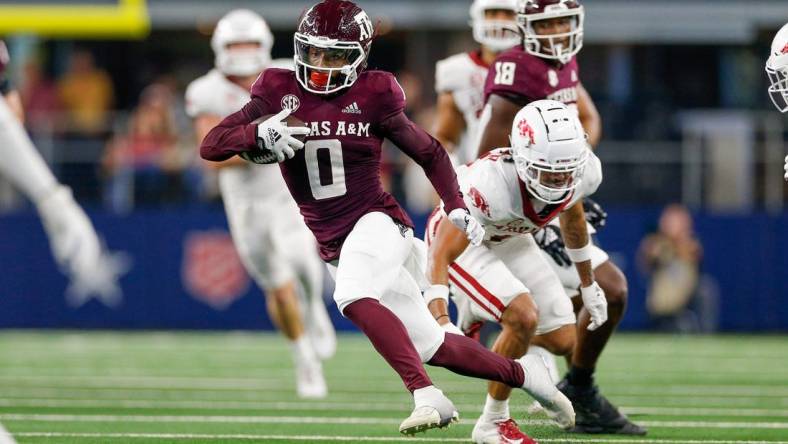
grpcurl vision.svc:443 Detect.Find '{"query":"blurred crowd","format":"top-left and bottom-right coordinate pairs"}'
top-left (8, 47), bottom-right (443, 214)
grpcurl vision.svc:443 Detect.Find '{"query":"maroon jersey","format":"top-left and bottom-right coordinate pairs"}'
top-left (484, 46), bottom-right (579, 107)
top-left (201, 68), bottom-right (465, 261)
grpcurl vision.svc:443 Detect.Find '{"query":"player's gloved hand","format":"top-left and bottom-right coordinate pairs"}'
top-left (580, 281), bottom-right (608, 331)
top-left (533, 225), bottom-right (570, 267)
top-left (255, 108), bottom-right (311, 162)
top-left (35, 186), bottom-right (128, 305)
top-left (583, 197), bottom-right (608, 230)
top-left (784, 154), bottom-right (787, 181)
top-left (441, 321), bottom-right (465, 336)
top-left (447, 208), bottom-right (485, 246)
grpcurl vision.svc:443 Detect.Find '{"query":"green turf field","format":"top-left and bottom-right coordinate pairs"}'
top-left (0, 332), bottom-right (786, 443)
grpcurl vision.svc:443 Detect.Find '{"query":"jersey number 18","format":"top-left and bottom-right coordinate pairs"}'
top-left (494, 62), bottom-right (516, 86)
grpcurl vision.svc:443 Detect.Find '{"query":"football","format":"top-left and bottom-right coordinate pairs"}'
top-left (238, 114), bottom-right (309, 165)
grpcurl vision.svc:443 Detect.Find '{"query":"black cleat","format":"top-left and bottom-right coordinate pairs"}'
top-left (557, 377), bottom-right (648, 436)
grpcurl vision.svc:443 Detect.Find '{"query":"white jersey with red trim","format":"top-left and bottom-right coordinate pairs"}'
top-left (185, 60), bottom-right (292, 201)
top-left (435, 51), bottom-right (490, 164)
top-left (457, 148), bottom-right (602, 242)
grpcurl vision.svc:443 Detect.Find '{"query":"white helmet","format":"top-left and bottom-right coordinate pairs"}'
top-left (470, 0), bottom-right (520, 52)
top-left (510, 99), bottom-right (589, 204)
top-left (211, 9), bottom-right (273, 77)
top-left (766, 23), bottom-right (788, 113)
top-left (518, 0), bottom-right (584, 64)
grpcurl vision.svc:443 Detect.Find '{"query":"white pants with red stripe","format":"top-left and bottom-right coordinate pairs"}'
top-left (327, 212), bottom-right (445, 362)
top-left (426, 213), bottom-right (575, 335)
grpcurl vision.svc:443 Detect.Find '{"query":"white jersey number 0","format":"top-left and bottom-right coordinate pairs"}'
top-left (305, 139), bottom-right (347, 200)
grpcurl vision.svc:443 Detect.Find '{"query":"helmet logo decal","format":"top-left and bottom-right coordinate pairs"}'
top-left (518, 119), bottom-right (535, 146)
top-left (281, 94), bottom-right (301, 112)
top-left (354, 11), bottom-right (373, 41)
top-left (782, 43), bottom-right (788, 55)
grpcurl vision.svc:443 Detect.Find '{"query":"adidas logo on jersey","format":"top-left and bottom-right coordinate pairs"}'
top-left (342, 102), bottom-right (362, 114)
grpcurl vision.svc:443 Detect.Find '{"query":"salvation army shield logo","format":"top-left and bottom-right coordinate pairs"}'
top-left (182, 230), bottom-right (250, 310)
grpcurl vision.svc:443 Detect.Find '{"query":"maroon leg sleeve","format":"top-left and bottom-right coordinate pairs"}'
top-left (428, 332), bottom-right (525, 388)
top-left (343, 298), bottom-right (433, 393)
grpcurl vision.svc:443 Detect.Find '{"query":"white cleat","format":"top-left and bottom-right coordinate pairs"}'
top-left (399, 388), bottom-right (459, 435)
top-left (518, 354), bottom-right (575, 429)
top-left (295, 360), bottom-right (327, 399)
top-left (306, 297), bottom-right (336, 361)
top-left (526, 400), bottom-right (545, 415)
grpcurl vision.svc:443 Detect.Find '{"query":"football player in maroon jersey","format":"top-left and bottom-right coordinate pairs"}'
top-left (473, 0), bottom-right (646, 436)
top-left (201, 0), bottom-right (574, 436)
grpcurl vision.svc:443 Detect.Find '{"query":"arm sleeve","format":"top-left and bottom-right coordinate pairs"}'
top-left (381, 111), bottom-right (466, 213)
top-left (199, 97), bottom-right (267, 161)
top-left (375, 72), bottom-right (466, 212)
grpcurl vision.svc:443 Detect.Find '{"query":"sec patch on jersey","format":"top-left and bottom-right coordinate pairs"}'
top-left (239, 114), bottom-right (308, 165)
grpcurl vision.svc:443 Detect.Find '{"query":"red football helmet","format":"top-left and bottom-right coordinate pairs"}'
top-left (518, 0), bottom-right (584, 64)
top-left (294, 0), bottom-right (374, 94)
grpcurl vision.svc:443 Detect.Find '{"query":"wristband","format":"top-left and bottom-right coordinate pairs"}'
top-left (566, 241), bottom-right (593, 263)
top-left (424, 284), bottom-right (450, 304)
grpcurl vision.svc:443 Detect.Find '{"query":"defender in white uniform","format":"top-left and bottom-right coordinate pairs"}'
top-left (764, 22), bottom-right (788, 179)
top-left (432, 0), bottom-right (519, 165)
top-left (424, 101), bottom-right (610, 444)
top-left (185, 9), bottom-right (334, 399)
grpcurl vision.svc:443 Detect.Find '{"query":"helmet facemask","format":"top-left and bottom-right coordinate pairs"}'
top-left (218, 42), bottom-right (269, 77)
top-left (766, 53), bottom-right (788, 113)
top-left (211, 9), bottom-right (273, 77)
top-left (514, 148), bottom-right (587, 204)
top-left (294, 33), bottom-right (366, 95)
top-left (471, 7), bottom-right (521, 52)
top-left (519, 7), bottom-right (584, 64)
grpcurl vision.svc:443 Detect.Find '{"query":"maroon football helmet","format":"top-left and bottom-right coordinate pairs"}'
top-left (518, 0), bottom-right (584, 64)
top-left (294, 0), bottom-right (375, 94)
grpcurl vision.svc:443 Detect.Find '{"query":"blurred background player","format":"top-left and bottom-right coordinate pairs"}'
top-left (765, 22), bottom-right (788, 180)
top-left (0, 40), bottom-right (125, 305)
top-left (200, 0), bottom-right (574, 435)
top-left (432, 0), bottom-right (519, 165)
top-left (475, 0), bottom-right (645, 435)
top-left (185, 9), bottom-right (334, 399)
top-left (426, 101), bottom-right (607, 444)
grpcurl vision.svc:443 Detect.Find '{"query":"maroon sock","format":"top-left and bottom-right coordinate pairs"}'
top-left (343, 298), bottom-right (433, 392)
top-left (428, 332), bottom-right (524, 387)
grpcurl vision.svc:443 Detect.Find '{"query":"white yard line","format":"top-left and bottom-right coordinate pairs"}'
top-left (2, 398), bottom-right (788, 418)
top-left (0, 421), bottom-right (16, 444)
top-left (2, 414), bottom-right (788, 429)
top-left (1, 374), bottom-right (787, 397)
top-left (7, 432), bottom-right (788, 443)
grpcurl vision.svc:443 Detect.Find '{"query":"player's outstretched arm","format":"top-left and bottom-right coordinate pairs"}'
top-left (559, 202), bottom-right (608, 330)
top-left (432, 92), bottom-right (466, 153)
top-left (476, 94), bottom-right (521, 157)
top-left (381, 111), bottom-right (466, 213)
top-left (577, 83), bottom-right (601, 148)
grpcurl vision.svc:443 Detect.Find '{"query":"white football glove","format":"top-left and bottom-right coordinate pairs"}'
top-left (784, 154), bottom-right (787, 181)
top-left (255, 108), bottom-right (311, 162)
top-left (447, 208), bottom-right (485, 246)
top-left (441, 321), bottom-right (465, 336)
top-left (580, 282), bottom-right (608, 331)
top-left (36, 186), bottom-right (128, 306)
